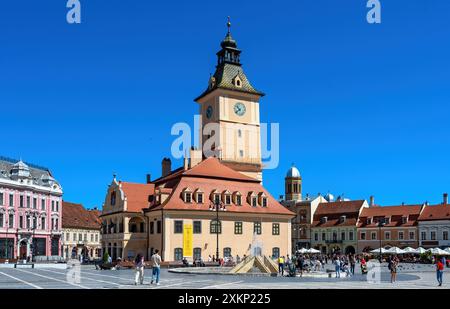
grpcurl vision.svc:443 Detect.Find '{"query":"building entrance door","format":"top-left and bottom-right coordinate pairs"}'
top-left (19, 241), bottom-right (27, 260)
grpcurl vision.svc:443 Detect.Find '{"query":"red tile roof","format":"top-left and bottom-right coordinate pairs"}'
top-left (62, 201), bottom-right (101, 230)
top-left (120, 182), bottom-right (154, 212)
top-left (418, 204), bottom-right (450, 221)
top-left (358, 205), bottom-right (423, 227)
top-left (312, 200), bottom-right (367, 227)
top-left (314, 200), bottom-right (367, 215)
top-left (148, 157), bottom-right (294, 217)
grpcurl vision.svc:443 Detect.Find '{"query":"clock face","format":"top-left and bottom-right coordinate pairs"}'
top-left (206, 106), bottom-right (213, 119)
top-left (234, 102), bottom-right (246, 116)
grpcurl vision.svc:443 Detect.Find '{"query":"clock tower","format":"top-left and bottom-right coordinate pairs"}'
top-left (194, 18), bottom-right (264, 181)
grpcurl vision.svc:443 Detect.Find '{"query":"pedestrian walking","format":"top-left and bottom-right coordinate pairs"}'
top-left (390, 256), bottom-right (398, 283)
top-left (437, 257), bottom-right (444, 287)
top-left (150, 249), bottom-right (162, 285)
top-left (278, 256), bottom-right (285, 275)
top-left (334, 257), bottom-right (341, 278)
top-left (134, 254), bottom-right (145, 285)
top-left (350, 255), bottom-right (356, 275)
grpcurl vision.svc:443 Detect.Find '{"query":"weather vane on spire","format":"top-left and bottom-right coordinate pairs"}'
top-left (227, 16), bottom-right (231, 34)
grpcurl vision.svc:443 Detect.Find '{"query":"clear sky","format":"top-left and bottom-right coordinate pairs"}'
top-left (1, 1), bottom-right (449, 209)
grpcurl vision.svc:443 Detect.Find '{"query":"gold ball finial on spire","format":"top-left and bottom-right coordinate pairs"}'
top-left (227, 16), bottom-right (231, 34)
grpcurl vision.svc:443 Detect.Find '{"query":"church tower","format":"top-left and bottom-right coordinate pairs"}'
top-left (285, 165), bottom-right (302, 201)
top-left (194, 18), bottom-right (264, 181)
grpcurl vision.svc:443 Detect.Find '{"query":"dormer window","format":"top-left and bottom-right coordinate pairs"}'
top-left (182, 188), bottom-right (193, 203)
top-left (366, 217), bottom-right (372, 225)
top-left (194, 189), bottom-right (204, 204)
top-left (340, 215), bottom-right (346, 223)
top-left (222, 190), bottom-right (232, 205)
top-left (252, 197), bottom-right (257, 207)
top-left (258, 192), bottom-right (268, 207)
top-left (233, 192), bottom-right (242, 206)
top-left (384, 217), bottom-right (390, 224)
top-left (402, 216), bottom-right (408, 224)
top-left (248, 191), bottom-right (258, 207)
top-left (321, 217), bottom-right (328, 224)
top-left (211, 190), bottom-right (220, 205)
top-left (233, 75), bottom-right (242, 88)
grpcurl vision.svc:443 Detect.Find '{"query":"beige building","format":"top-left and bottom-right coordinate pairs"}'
top-left (61, 202), bottom-right (101, 260)
top-left (100, 179), bottom-right (153, 260)
top-left (311, 200), bottom-right (369, 255)
top-left (145, 157), bottom-right (294, 261)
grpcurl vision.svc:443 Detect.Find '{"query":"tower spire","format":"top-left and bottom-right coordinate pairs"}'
top-left (227, 16), bottom-right (231, 34)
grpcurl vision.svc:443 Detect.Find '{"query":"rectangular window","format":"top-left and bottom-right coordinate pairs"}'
top-left (0, 213), bottom-right (3, 228)
top-left (385, 232), bottom-right (391, 240)
top-left (0, 192), bottom-right (3, 205)
top-left (225, 195), bottom-right (231, 205)
top-left (341, 232), bottom-right (346, 241)
top-left (371, 232), bottom-right (377, 240)
top-left (19, 195), bottom-right (24, 208)
top-left (361, 232), bottom-right (366, 240)
top-left (41, 199), bottom-right (45, 210)
top-left (157, 221), bottom-right (162, 234)
top-left (314, 233), bottom-right (318, 241)
top-left (431, 231), bottom-right (436, 240)
top-left (214, 194), bottom-right (220, 204)
top-left (193, 221), bottom-right (202, 234)
top-left (444, 231), bottom-right (449, 241)
top-left (95, 234), bottom-right (98, 242)
top-left (197, 194), bottom-right (203, 204)
top-left (73, 233), bottom-right (77, 241)
top-left (421, 231), bottom-right (426, 240)
top-left (272, 223), bottom-right (280, 235)
top-left (9, 214), bottom-right (13, 228)
top-left (51, 201), bottom-right (55, 211)
top-left (56, 201), bottom-right (59, 212)
top-left (349, 231), bottom-right (354, 241)
top-left (150, 221), bottom-right (154, 234)
top-left (185, 193), bottom-right (191, 203)
top-left (254, 222), bottom-right (262, 235)
top-left (409, 231), bottom-right (415, 240)
top-left (236, 195), bottom-right (242, 206)
top-left (66, 233), bottom-right (70, 241)
top-left (84, 234), bottom-right (87, 241)
top-left (26, 196), bottom-right (30, 208)
top-left (174, 220), bottom-right (183, 234)
top-left (19, 216), bottom-right (24, 229)
top-left (322, 233), bottom-right (326, 241)
top-left (252, 197), bottom-right (257, 207)
top-left (210, 220), bottom-right (221, 234)
top-left (33, 197), bottom-right (37, 209)
top-left (399, 232), bottom-right (404, 240)
top-left (9, 194), bottom-right (14, 207)
top-left (234, 222), bottom-right (243, 234)
top-left (78, 233), bottom-right (82, 241)
top-left (41, 217), bottom-right (45, 230)
top-left (262, 198), bottom-right (268, 207)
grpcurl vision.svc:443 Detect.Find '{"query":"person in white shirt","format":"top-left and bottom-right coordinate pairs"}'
top-left (150, 249), bottom-right (162, 285)
top-left (134, 254), bottom-right (145, 285)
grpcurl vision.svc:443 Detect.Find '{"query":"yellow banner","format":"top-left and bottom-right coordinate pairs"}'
top-left (183, 224), bottom-right (193, 257)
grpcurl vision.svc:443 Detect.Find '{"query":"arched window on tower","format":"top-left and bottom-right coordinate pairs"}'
top-left (111, 191), bottom-right (116, 206)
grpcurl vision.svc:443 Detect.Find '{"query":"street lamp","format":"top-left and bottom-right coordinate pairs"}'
top-left (378, 220), bottom-right (385, 263)
top-left (209, 199), bottom-right (226, 262)
top-left (26, 211), bottom-right (41, 262)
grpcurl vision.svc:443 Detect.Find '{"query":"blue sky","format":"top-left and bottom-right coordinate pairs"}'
top-left (1, 0), bottom-right (449, 208)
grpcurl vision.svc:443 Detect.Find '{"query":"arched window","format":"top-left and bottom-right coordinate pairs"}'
top-left (110, 191), bottom-right (116, 206)
top-left (210, 220), bottom-right (221, 234)
top-left (174, 248), bottom-right (183, 261)
top-left (223, 247), bottom-right (232, 258)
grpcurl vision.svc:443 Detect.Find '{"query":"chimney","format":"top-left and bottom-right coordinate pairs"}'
top-left (161, 158), bottom-right (171, 177)
top-left (146, 174), bottom-right (151, 184)
top-left (370, 196), bottom-right (375, 207)
top-left (444, 193), bottom-right (448, 205)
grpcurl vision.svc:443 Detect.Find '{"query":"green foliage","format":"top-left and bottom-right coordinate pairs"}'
top-left (420, 251), bottom-right (432, 263)
top-left (103, 251), bottom-right (110, 263)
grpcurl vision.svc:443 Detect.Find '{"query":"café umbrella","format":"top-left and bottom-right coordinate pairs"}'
top-left (370, 248), bottom-right (387, 254)
top-left (296, 248), bottom-right (308, 254)
top-left (402, 247), bottom-right (417, 254)
top-left (306, 248), bottom-right (321, 254)
top-left (414, 247), bottom-right (427, 254)
top-left (385, 247), bottom-right (406, 254)
top-left (428, 248), bottom-right (450, 256)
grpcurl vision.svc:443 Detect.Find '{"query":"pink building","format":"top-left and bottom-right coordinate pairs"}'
top-left (0, 157), bottom-right (63, 261)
